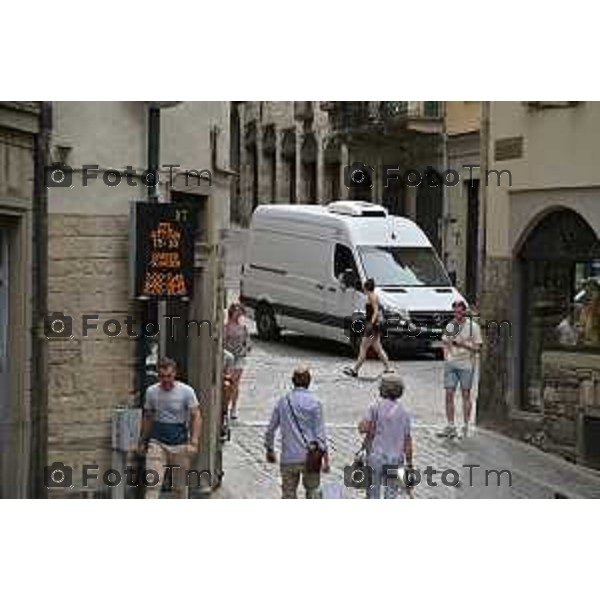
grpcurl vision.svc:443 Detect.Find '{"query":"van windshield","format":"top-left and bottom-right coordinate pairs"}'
top-left (357, 246), bottom-right (451, 287)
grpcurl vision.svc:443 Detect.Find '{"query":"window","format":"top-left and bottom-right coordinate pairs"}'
top-left (423, 101), bottom-right (441, 118)
top-left (357, 246), bottom-right (450, 287)
top-left (334, 244), bottom-right (359, 280)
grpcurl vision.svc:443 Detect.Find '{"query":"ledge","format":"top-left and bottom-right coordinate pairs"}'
top-left (542, 349), bottom-right (600, 370)
top-left (0, 101), bottom-right (41, 134)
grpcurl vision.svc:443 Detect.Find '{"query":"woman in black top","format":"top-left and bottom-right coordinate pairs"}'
top-left (344, 278), bottom-right (393, 377)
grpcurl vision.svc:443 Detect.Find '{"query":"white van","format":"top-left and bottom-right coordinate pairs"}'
top-left (239, 201), bottom-right (467, 355)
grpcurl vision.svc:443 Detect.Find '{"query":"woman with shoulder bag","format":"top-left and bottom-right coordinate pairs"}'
top-left (357, 373), bottom-right (414, 499)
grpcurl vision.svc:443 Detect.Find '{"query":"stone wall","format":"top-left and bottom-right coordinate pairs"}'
top-left (47, 214), bottom-right (138, 489)
top-left (0, 103), bottom-right (38, 497)
top-left (478, 255), bottom-right (513, 424)
top-left (541, 350), bottom-right (600, 465)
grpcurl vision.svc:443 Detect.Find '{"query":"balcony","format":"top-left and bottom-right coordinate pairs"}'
top-left (325, 101), bottom-right (443, 139)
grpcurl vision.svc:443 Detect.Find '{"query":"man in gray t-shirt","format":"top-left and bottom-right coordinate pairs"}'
top-left (138, 357), bottom-right (201, 499)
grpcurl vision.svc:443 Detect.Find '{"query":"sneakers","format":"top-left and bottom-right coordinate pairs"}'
top-left (462, 423), bottom-right (475, 438)
top-left (437, 424), bottom-right (458, 439)
top-left (343, 367), bottom-right (358, 377)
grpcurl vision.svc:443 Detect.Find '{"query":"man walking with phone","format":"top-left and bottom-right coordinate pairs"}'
top-left (438, 300), bottom-right (482, 439)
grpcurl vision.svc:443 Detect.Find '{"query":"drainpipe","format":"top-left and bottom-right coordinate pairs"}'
top-left (136, 105), bottom-right (161, 406)
top-left (476, 101), bottom-right (491, 425)
top-left (30, 101), bottom-right (51, 498)
top-left (479, 101), bottom-right (490, 303)
top-left (441, 101), bottom-right (449, 267)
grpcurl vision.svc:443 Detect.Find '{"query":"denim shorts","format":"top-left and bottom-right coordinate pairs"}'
top-left (444, 363), bottom-right (475, 390)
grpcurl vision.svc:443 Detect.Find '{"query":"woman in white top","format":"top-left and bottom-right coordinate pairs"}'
top-left (223, 302), bottom-right (250, 420)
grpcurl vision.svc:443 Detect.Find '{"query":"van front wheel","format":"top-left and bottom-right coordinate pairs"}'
top-left (256, 303), bottom-right (280, 341)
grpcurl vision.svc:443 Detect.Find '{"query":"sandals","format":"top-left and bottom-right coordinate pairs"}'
top-left (343, 367), bottom-right (358, 377)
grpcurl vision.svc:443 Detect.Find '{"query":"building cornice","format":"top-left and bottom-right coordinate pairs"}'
top-left (0, 101), bottom-right (41, 134)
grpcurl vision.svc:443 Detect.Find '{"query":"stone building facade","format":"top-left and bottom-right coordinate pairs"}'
top-left (45, 102), bottom-right (231, 495)
top-left (0, 102), bottom-right (47, 498)
top-left (231, 101), bottom-right (338, 226)
top-left (478, 101), bottom-right (600, 468)
top-left (232, 100), bottom-right (480, 304)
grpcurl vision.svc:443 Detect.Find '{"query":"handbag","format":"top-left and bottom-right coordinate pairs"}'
top-left (286, 395), bottom-right (325, 474)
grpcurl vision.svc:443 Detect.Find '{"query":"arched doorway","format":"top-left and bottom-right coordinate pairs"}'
top-left (262, 125), bottom-right (276, 203)
top-left (323, 138), bottom-right (341, 201)
top-left (301, 133), bottom-right (317, 203)
top-left (244, 120), bottom-right (258, 214)
top-left (281, 129), bottom-right (296, 203)
top-left (517, 208), bottom-right (600, 410)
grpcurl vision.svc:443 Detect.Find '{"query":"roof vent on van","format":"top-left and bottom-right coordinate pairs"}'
top-left (327, 201), bottom-right (388, 217)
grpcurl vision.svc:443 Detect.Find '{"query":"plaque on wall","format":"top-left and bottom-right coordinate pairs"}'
top-left (494, 136), bottom-right (524, 161)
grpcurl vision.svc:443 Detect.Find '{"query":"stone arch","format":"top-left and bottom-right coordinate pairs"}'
top-left (300, 133), bottom-right (318, 202)
top-left (262, 125), bottom-right (276, 157)
top-left (280, 128), bottom-right (296, 160)
top-left (514, 205), bottom-right (600, 261)
top-left (515, 207), bottom-right (600, 412)
top-left (280, 129), bottom-right (296, 202)
top-left (301, 133), bottom-right (317, 164)
top-left (516, 207), bottom-right (600, 262)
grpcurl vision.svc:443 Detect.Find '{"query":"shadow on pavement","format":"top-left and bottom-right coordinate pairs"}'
top-left (250, 331), bottom-right (440, 362)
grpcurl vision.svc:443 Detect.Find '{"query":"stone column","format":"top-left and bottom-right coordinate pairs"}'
top-left (255, 133), bottom-right (263, 206)
top-left (315, 132), bottom-right (325, 204)
top-left (295, 126), bottom-right (302, 203)
top-left (275, 129), bottom-right (287, 203)
top-left (405, 185), bottom-right (417, 220)
top-left (339, 143), bottom-right (349, 200)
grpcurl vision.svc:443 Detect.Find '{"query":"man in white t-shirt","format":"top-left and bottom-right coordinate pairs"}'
top-left (138, 357), bottom-right (201, 498)
top-left (438, 300), bottom-right (482, 439)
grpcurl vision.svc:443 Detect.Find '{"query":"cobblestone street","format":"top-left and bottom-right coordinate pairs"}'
top-left (218, 228), bottom-right (600, 499)
top-left (214, 331), bottom-right (600, 499)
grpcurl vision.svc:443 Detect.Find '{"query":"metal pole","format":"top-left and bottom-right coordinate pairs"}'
top-left (147, 107), bottom-right (170, 358)
top-left (148, 106), bottom-right (169, 358)
top-left (133, 105), bottom-right (161, 498)
top-left (148, 107), bottom-right (160, 203)
top-left (30, 101), bottom-right (51, 498)
top-left (441, 101), bottom-right (449, 268)
top-left (479, 101), bottom-right (490, 303)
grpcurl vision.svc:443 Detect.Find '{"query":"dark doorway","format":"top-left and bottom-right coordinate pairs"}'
top-left (263, 126), bottom-right (276, 203)
top-left (324, 162), bottom-right (340, 200)
top-left (518, 209), bottom-right (600, 411)
top-left (416, 176), bottom-right (443, 254)
top-left (465, 179), bottom-right (480, 303)
top-left (281, 129), bottom-right (296, 203)
top-left (168, 191), bottom-right (207, 384)
top-left (301, 134), bottom-right (318, 203)
top-left (582, 416), bottom-right (600, 469)
top-left (382, 170), bottom-right (405, 216)
top-left (251, 146), bottom-right (259, 211)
